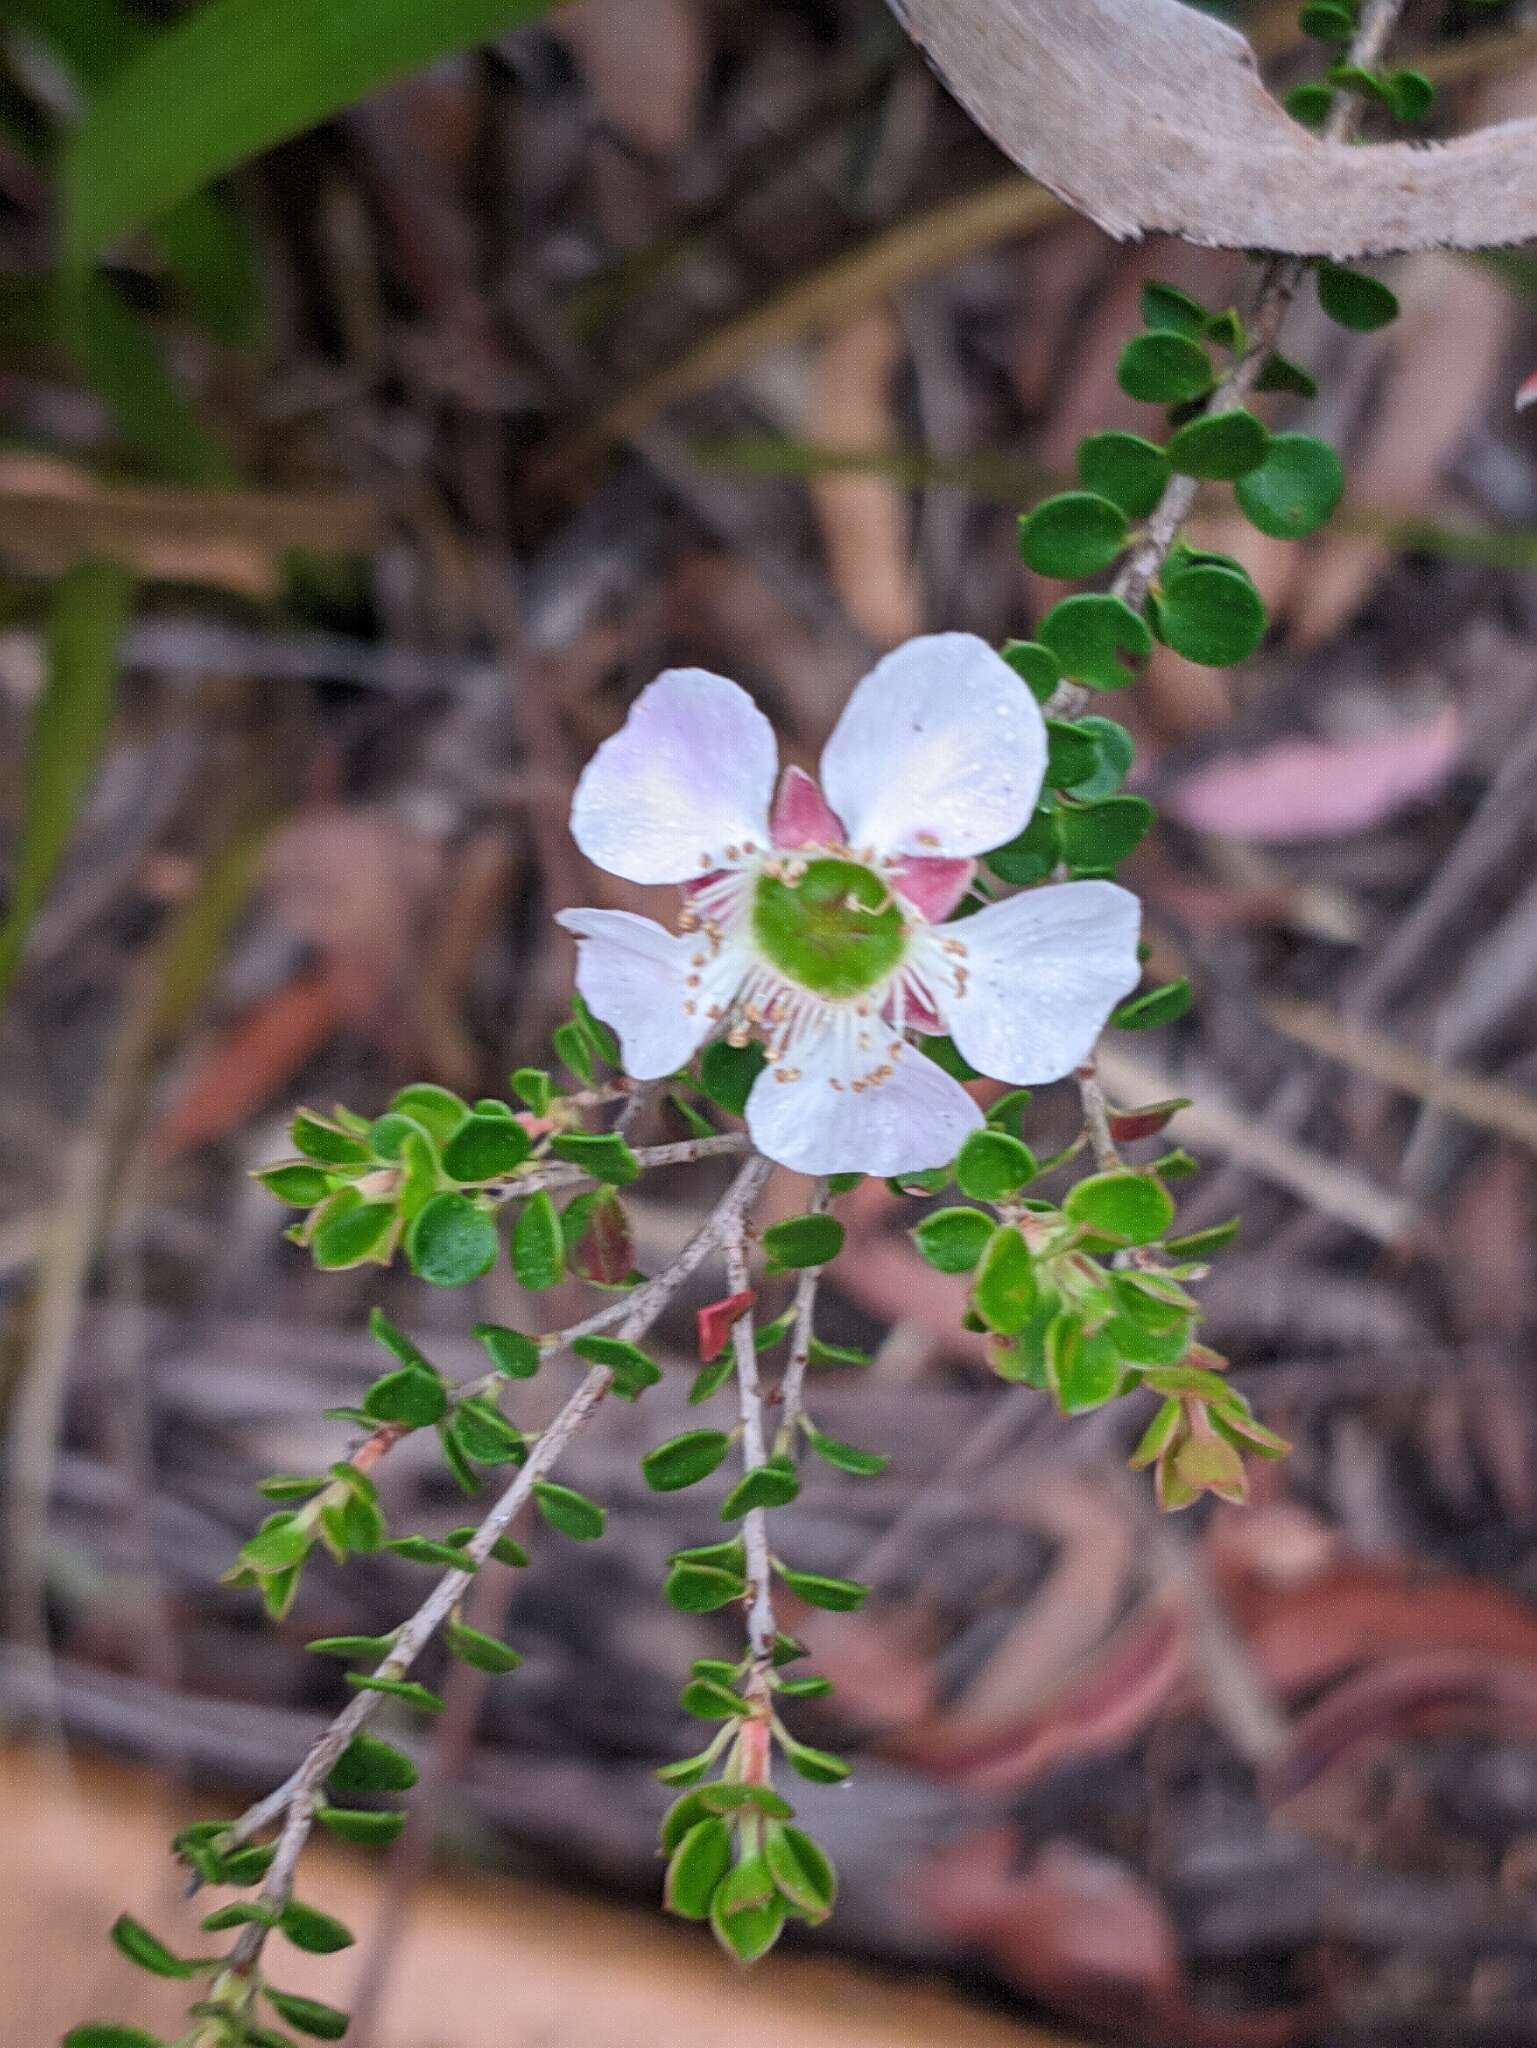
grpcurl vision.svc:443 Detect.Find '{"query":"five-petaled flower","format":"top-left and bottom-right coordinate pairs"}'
top-left (559, 634), bottom-right (1142, 1176)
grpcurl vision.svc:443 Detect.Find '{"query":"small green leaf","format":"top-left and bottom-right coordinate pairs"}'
top-left (388, 1083), bottom-right (469, 1145)
top-left (406, 1192), bottom-right (498, 1287)
top-left (777, 1566), bottom-right (868, 1612)
top-left (779, 1734), bottom-right (852, 1784)
top-left (1018, 492), bottom-right (1128, 579)
top-left (762, 1213), bottom-right (845, 1270)
top-left (665, 1818), bottom-right (733, 1919)
top-left (1076, 432), bottom-right (1171, 521)
top-left (263, 1989), bottom-right (351, 2042)
top-left (239, 1513), bottom-right (312, 1575)
top-left (315, 1806), bottom-right (407, 1846)
top-left (383, 1534), bottom-right (480, 1569)
top-left (306, 1633), bottom-right (398, 1660)
top-left (571, 1334), bottom-right (662, 1400)
top-left (201, 1903), bottom-right (278, 1932)
top-left (446, 1619), bottom-right (523, 1673)
top-left (62, 2031), bottom-right (166, 2048)
top-left (258, 1164), bottom-right (332, 1206)
top-left (366, 1305), bottom-right (432, 1372)
top-left (312, 1199), bottom-right (395, 1271)
top-left (719, 1458), bottom-right (800, 1519)
top-left (1255, 351), bottom-right (1318, 399)
top-left (698, 1039), bottom-right (766, 1115)
top-left (511, 1067), bottom-right (552, 1115)
top-left (664, 1561), bottom-right (746, 1611)
top-left (955, 1129), bottom-right (1037, 1201)
top-left (1047, 1318), bottom-right (1125, 1414)
top-left (764, 1822), bottom-right (838, 1920)
top-left (1316, 261), bottom-right (1399, 331)
top-left (291, 1111), bottom-right (371, 1166)
top-left (1166, 407), bottom-right (1269, 482)
top-left (511, 1189), bottom-right (565, 1290)
top-left (257, 1474), bottom-right (327, 1501)
top-left (1045, 720), bottom-right (1101, 790)
top-left (331, 1730), bottom-right (419, 1793)
top-left (441, 1113), bottom-right (532, 1182)
top-left (1055, 793), bottom-right (1155, 872)
top-left (472, 1322), bottom-right (542, 1378)
top-left (550, 1130), bottom-right (641, 1185)
top-left (710, 1881), bottom-right (786, 1963)
top-left (971, 1225), bottom-right (1038, 1336)
top-left (1064, 1171), bottom-right (1176, 1245)
top-left (1113, 978), bottom-right (1192, 1030)
top-left (1000, 638), bottom-right (1063, 702)
top-left (986, 808), bottom-right (1056, 886)
top-left (1235, 432), bottom-right (1344, 539)
top-left (363, 1365), bottom-right (446, 1427)
top-left (1284, 80), bottom-right (1335, 126)
top-left (1118, 330), bottom-right (1215, 405)
top-left (451, 1396), bottom-right (525, 1463)
top-left (344, 1676), bottom-right (444, 1712)
top-left (110, 1915), bottom-right (207, 1980)
top-left (1299, 1), bottom-right (1354, 41)
top-left (1165, 1217), bottom-right (1241, 1257)
top-left (533, 1479), bottom-right (606, 1540)
top-left (802, 1427), bottom-right (888, 1477)
top-left (911, 1205), bottom-right (994, 1273)
top-left (1385, 67), bottom-right (1433, 121)
top-left (1140, 281), bottom-right (1208, 336)
top-left (1158, 563), bottom-right (1267, 667)
top-left (680, 1676), bottom-right (750, 1720)
top-left (279, 1903), bottom-right (355, 1955)
top-left (1039, 593), bottom-right (1153, 690)
top-left (1065, 716), bottom-right (1135, 800)
top-left (642, 1429), bottom-right (733, 1492)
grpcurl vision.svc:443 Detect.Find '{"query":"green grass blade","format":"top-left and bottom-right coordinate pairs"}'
top-left (0, 560), bottom-right (135, 1006)
top-left (63, 0), bottom-right (559, 269)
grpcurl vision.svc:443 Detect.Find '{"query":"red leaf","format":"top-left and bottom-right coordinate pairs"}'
top-left (697, 1289), bottom-right (755, 1363)
top-left (571, 1189), bottom-right (633, 1287)
top-left (1107, 1097), bottom-right (1190, 1144)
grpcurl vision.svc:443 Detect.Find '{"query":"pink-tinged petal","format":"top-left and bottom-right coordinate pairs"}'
top-left (933, 881), bottom-right (1142, 1084)
top-left (819, 634), bottom-right (1046, 861)
top-left (770, 764), bottom-right (845, 850)
top-left (570, 668), bottom-right (777, 885)
top-left (556, 908), bottom-right (734, 1078)
top-left (889, 855), bottom-right (974, 924)
top-left (745, 1020), bottom-right (983, 1175)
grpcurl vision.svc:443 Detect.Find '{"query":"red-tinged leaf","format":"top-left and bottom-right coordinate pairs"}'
top-left (1517, 366), bottom-right (1537, 413)
top-left (697, 1290), bottom-right (755, 1363)
top-left (1106, 1098), bottom-right (1190, 1144)
top-left (571, 1187), bottom-right (633, 1286)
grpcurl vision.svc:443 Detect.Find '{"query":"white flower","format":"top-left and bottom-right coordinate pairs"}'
top-left (558, 634), bottom-right (1142, 1176)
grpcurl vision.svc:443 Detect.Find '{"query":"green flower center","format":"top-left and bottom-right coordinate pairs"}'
top-left (752, 857), bottom-right (907, 1000)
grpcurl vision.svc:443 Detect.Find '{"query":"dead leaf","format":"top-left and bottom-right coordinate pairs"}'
top-left (1165, 705), bottom-right (1461, 841)
top-left (891, 0), bottom-right (1537, 256)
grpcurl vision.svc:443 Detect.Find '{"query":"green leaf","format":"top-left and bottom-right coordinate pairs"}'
top-left (954, 1129), bottom-right (1037, 1201)
top-left (263, 1990), bottom-right (350, 2042)
top-left (201, 1902), bottom-right (277, 1932)
top-left (919, 1033), bottom-right (980, 1082)
top-left (1017, 492), bottom-right (1128, 579)
top-left (367, 1110), bottom-right (431, 1162)
top-left (1158, 563), bottom-right (1267, 667)
top-left (777, 1566), bottom-right (867, 1612)
top-left (971, 1225), bottom-right (1038, 1336)
top-left (1166, 1217), bottom-right (1241, 1258)
top-left (571, 1334), bottom-right (663, 1399)
top-left (1235, 432), bottom-right (1344, 540)
top-left (911, 1205), bottom-right (994, 1273)
top-left (1064, 1171), bottom-right (1175, 1245)
top-left (1038, 593), bottom-right (1152, 691)
top-left (1315, 261), bottom-right (1399, 331)
top-left (761, 1213), bottom-right (845, 1270)
top-left (406, 1191), bottom-right (498, 1287)
top-left (680, 1676), bottom-right (750, 1720)
top-left (1000, 638), bottom-right (1063, 702)
top-left (1140, 281), bottom-right (1208, 337)
top-left (763, 1822), bottom-right (838, 1920)
top-left (0, 560), bottom-right (132, 1007)
top-left (1113, 978), bottom-right (1192, 1030)
top-left (62, 2031), bottom-right (166, 2048)
top-left (315, 1806), bottom-right (407, 1846)
top-left (383, 1534), bottom-right (478, 1569)
top-left (305, 1633), bottom-right (397, 1660)
top-left (1045, 720), bottom-right (1101, 790)
top-left (239, 1512), bottom-right (312, 1575)
top-left (257, 1164), bottom-right (332, 1206)
top-left (779, 1734), bottom-right (852, 1784)
top-left (279, 1902), bottom-right (355, 1955)
top-left (367, 1305), bottom-right (432, 1372)
top-left (710, 1881), bottom-right (786, 1963)
top-left (63, 0), bottom-right (558, 268)
top-left (1285, 80), bottom-right (1334, 127)
top-left (1076, 432), bottom-right (1170, 521)
top-left (451, 1396), bottom-right (525, 1462)
top-left (446, 1618), bottom-right (523, 1673)
top-left (441, 1113), bottom-right (532, 1182)
top-left (331, 1731), bottom-right (418, 1794)
top-left (1299, 1), bottom-right (1355, 40)
top-left (1066, 716), bottom-right (1135, 800)
top-left (472, 1322), bottom-right (542, 1378)
top-left (698, 1784), bottom-right (795, 1820)
top-left (719, 1458), bottom-right (801, 1519)
top-left (109, 1915), bottom-right (207, 1980)
top-left (1255, 351), bottom-right (1318, 399)
top-left (1055, 793), bottom-right (1155, 872)
top-left (802, 1426), bottom-right (888, 1477)
top-left (697, 1038), bottom-right (767, 1116)
top-left (665, 1818), bottom-right (733, 1919)
top-left (363, 1365), bottom-right (446, 1427)
top-left (985, 808), bottom-right (1057, 886)
top-left (1117, 331), bottom-right (1215, 405)
top-left (1166, 407), bottom-right (1269, 482)
top-left (549, 1130), bottom-right (640, 1185)
top-left (664, 1561), bottom-right (746, 1611)
top-left (1385, 67), bottom-right (1434, 122)
top-left (510, 1067), bottom-right (552, 1116)
top-left (387, 1083), bottom-right (469, 1146)
top-left (1047, 1318), bottom-right (1124, 1414)
top-left (533, 1480), bottom-right (606, 1541)
top-left (641, 1429), bottom-right (733, 1492)
top-left (291, 1111), bottom-right (371, 1163)
top-left (511, 1190), bottom-right (565, 1290)
top-left (312, 1200), bottom-right (395, 1271)
top-left (344, 1676), bottom-right (444, 1713)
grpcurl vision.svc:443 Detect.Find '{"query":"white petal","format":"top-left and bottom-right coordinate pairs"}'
top-left (745, 1017), bottom-right (983, 1176)
top-left (935, 881), bottom-right (1142, 1084)
top-left (557, 909), bottom-right (733, 1079)
top-left (819, 634), bottom-right (1045, 861)
top-left (570, 668), bottom-right (778, 885)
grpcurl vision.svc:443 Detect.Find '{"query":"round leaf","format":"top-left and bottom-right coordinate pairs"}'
top-left (1117, 331), bottom-right (1215, 404)
top-left (1235, 432), bottom-right (1344, 539)
top-left (1018, 491), bottom-right (1128, 579)
top-left (1158, 564), bottom-right (1266, 667)
top-left (1316, 261), bottom-right (1399, 332)
top-left (1166, 407), bottom-right (1268, 481)
top-left (441, 1113), bottom-right (532, 1182)
top-left (641, 1429), bottom-right (733, 1492)
top-left (406, 1192), bottom-right (497, 1287)
top-left (911, 1206), bottom-right (994, 1274)
top-left (762, 1213), bottom-right (844, 1268)
top-left (1039, 593), bottom-right (1152, 690)
top-left (1064, 1171), bottom-right (1175, 1246)
top-left (954, 1129), bottom-right (1036, 1200)
top-left (1054, 794), bottom-right (1155, 872)
top-left (1076, 431), bottom-right (1171, 520)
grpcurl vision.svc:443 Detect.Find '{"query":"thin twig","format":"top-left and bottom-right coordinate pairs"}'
top-left (486, 1131), bottom-right (747, 1204)
top-left (777, 1176), bottom-right (830, 1445)
top-left (724, 1215), bottom-right (778, 1783)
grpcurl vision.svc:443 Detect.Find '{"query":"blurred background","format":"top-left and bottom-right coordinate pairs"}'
top-left (6, 0), bottom-right (1537, 2042)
